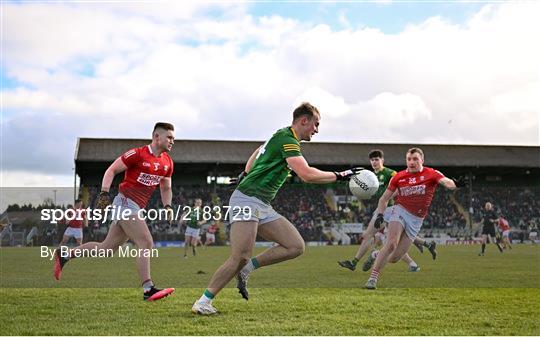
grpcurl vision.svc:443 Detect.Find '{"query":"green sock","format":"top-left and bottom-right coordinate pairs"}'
top-left (251, 257), bottom-right (260, 269)
top-left (352, 258), bottom-right (359, 266)
top-left (203, 289), bottom-right (215, 300)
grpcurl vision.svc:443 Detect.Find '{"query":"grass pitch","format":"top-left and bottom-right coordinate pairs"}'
top-left (1, 244), bottom-right (539, 335)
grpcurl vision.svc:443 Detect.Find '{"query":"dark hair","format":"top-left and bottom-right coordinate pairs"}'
top-left (153, 122), bottom-right (174, 133)
top-left (369, 149), bottom-right (384, 159)
top-left (293, 102), bottom-right (320, 122)
top-left (407, 147), bottom-right (424, 159)
top-left (75, 199), bottom-right (82, 204)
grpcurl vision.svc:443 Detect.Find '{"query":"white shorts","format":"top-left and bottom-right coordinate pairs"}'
top-left (502, 230), bottom-right (510, 238)
top-left (111, 193), bottom-right (140, 220)
top-left (374, 232), bottom-right (386, 243)
top-left (386, 205), bottom-right (424, 240)
top-left (185, 227), bottom-right (200, 238)
top-left (205, 233), bottom-right (215, 241)
top-left (229, 189), bottom-right (283, 225)
top-left (64, 227), bottom-right (83, 239)
top-left (530, 231), bottom-right (538, 238)
top-left (369, 207), bottom-right (393, 227)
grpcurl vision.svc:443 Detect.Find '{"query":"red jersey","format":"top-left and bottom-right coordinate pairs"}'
top-left (498, 218), bottom-right (510, 231)
top-left (119, 145), bottom-right (173, 208)
top-left (208, 224), bottom-right (217, 234)
top-left (67, 208), bottom-right (85, 228)
top-left (388, 166), bottom-right (445, 218)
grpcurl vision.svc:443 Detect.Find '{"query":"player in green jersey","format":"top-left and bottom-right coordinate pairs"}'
top-left (181, 198), bottom-right (205, 258)
top-left (192, 102), bottom-right (362, 315)
top-left (338, 149), bottom-right (436, 272)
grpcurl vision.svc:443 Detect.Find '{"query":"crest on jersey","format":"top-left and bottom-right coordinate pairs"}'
top-left (408, 177), bottom-right (417, 184)
top-left (153, 163), bottom-right (160, 171)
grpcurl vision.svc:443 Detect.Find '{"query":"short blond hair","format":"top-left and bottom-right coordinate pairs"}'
top-left (293, 102), bottom-right (320, 122)
top-left (407, 147), bottom-right (424, 159)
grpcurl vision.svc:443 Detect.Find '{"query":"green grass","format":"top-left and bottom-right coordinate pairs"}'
top-left (1, 245), bottom-right (539, 335)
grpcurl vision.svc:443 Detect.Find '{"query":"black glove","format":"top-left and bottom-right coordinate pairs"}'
top-left (374, 213), bottom-right (385, 229)
top-left (452, 176), bottom-right (469, 189)
top-left (230, 171), bottom-right (247, 185)
top-left (334, 167), bottom-right (363, 181)
top-left (163, 204), bottom-right (174, 225)
top-left (95, 191), bottom-right (111, 210)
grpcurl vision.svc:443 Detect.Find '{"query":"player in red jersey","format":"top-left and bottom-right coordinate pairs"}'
top-left (498, 214), bottom-right (512, 250)
top-left (204, 222), bottom-right (218, 247)
top-left (59, 199), bottom-right (88, 246)
top-left (364, 147), bottom-right (466, 289)
top-left (53, 122), bottom-right (176, 301)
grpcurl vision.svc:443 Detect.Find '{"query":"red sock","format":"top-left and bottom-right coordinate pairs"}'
top-left (370, 268), bottom-right (380, 280)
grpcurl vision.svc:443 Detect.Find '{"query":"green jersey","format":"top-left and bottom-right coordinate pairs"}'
top-left (238, 127), bottom-right (302, 204)
top-left (187, 208), bottom-right (202, 229)
top-left (374, 167), bottom-right (397, 205)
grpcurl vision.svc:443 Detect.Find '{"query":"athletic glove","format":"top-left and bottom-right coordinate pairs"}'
top-left (230, 171), bottom-right (247, 185)
top-left (163, 204), bottom-right (174, 225)
top-left (95, 191), bottom-right (111, 210)
top-left (451, 176), bottom-right (469, 189)
top-left (374, 213), bottom-right (385, 229)
top-left (334, 167), bottom-right (363, 181)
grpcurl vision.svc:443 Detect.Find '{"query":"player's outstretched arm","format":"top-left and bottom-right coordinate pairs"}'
top-left (101, 157), bottom-right (128, 192)
top-left (286, 156), bottom-right (339, 184)
top-left (439, 177), bottom-right (459, 190)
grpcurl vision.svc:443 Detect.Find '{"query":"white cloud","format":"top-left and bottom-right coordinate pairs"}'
top-left (295, 87), bottom-right (350, 118)
top-left (1, 2), bottom-right (539, 182)
top-left (363, 92), bottom-right (432, 127)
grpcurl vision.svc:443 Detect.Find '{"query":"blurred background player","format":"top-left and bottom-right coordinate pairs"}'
top-left (204, 222), bottom-right (218, 248)
top-left (59, 199), bottom-right (88, 246)
top-left (53, 122), bottom-right (176, 301)
top-left (528, 222), bottom-right (537, 244)
top-left (192, 102), bottom-right (362, 315)
top-left (479, 202), bottom-right (503, 256)
top-left (364, 147), bottom-right (465, 289)
top-left (181, 198), bottom-right (205, 258)
top-left (498, 214), bottom-right (512, 250)
top-left (338, 149), bottom-right (435, 272)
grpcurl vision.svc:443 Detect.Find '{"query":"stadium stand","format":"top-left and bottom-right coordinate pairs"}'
top-left (1, 139), bottom-right (538, 246)
top-left (3, 183), bottom-right (539, 247)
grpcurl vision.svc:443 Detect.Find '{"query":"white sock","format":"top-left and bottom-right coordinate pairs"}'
top-left (409, 261), bottom-right (418, 267)
top-left (142, 280), bottom-right (154, 292)
top-left (198, 293), bottom-right (212, 304)
top-left (371, 250), bottom-right (379, 259)
top-left (242, 259), bottom-right (255, 274)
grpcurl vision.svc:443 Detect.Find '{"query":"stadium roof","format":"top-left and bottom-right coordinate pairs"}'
top-left (75, 138), bottom-right (540, 168)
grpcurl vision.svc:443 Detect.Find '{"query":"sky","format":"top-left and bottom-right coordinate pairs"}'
top-left (1, 1), bottom-right (539, 188)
